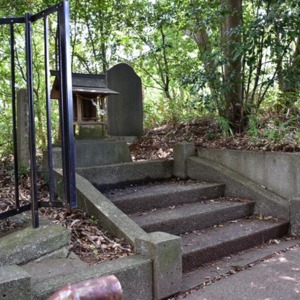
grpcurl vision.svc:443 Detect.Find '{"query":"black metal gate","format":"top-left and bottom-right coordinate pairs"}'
top-left (0, 1), bottom-right (76, 228)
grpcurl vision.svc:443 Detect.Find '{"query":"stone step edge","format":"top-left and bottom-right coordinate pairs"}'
top-left (110, 183), bottom-right (226, 214)
top-left (182, 219), bottom-right (289, 272)
top-left (181, 238), bottom-right (300, 293)
top-left (130, 200), bottom-right (255, 235)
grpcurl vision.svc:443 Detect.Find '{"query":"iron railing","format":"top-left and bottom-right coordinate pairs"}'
top-left (0, 0), bottom-right (76, 228)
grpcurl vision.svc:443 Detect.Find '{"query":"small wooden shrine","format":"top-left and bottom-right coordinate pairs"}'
top-left (50, 71), bottom-right (118, 139)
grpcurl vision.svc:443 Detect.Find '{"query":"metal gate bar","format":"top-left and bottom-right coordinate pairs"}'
top-left (44, 15), bottom-right (55, 205)
top-left (58, 0), bottom-right (76, 208)
top-left (25, 12), bottom-right (39, 227)
top-left (10, 23), bottom-right (20, 211)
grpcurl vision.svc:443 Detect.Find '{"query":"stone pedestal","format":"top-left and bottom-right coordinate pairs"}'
top-left (173, 142), bottom-right (196, 179)
top-left (77, 125), bottom-right (106, 140)
top-left (136, 232), bottom-right (182, 300)
top-left (290, 197), bottom-right (300, 236)
top-left (44, 139), bottom-right (132, 169)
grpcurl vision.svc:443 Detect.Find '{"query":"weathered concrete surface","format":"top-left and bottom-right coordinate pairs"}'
top-left (130, 200), bottom-right (254, 235)
top-left (76, 160), bottom-right (173, 187)
top-left (173, 142), bottom-right (196, 179)
top-left (187, 157), bottom-right (290, 219)
top-left (136, 232), bottom-right (182, 300)
top-left (290, 197), bottom-right (300, 236)
top-left (74, 140), bottom-right (132, 167)
top-left (181, 238), bottom-right (300, 292)
top-left (0, 265), bottom-right (31, 300)
top-left (181, 218), bottom-right (289, 272)
top-left (45, 140), bottom-right (132, 168)
top-left (54, 169), bottom-right (148, 246)
top-left (180, 245), bottom-right (300, 300)
top-left (30, 256), bottom-right (152, 300)
top-left (104, 182), bottom-right (225, 214)
top-left (0, 219), bottom-right (70, 267)
top-left (198, 148), bottom-right (300, 199)
top-left (22, 258), bottom-right (87, 282)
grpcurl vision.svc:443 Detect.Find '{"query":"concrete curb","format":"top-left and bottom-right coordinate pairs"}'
top-left (55, 168), bottom-right (148, 246)
top-left (30, 256), bottom-right (153, 300)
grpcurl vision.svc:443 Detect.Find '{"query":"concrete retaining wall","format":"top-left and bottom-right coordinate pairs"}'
top-left (197, 148), bottom-right (300, 199)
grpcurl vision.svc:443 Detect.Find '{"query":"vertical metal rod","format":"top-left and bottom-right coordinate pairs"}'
top-left (58, 0), bottom-right (76, 208)
top-left (55, 27), bottom-right (59, 71)
top-left (44, 15), bottom-right (55, 205)
top-left (10, 23), bottom-right (20, 210)
top-left (57, 12), bottom-right (67, 199)
top-left (25, 13), bottom-right (39, 228)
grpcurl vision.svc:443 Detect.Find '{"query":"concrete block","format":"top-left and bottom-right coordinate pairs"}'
top-left (290, 197), bottom-right (300, 236)
top-left (0, 265), bottom-right (31, 300)
top-left (173, 142), bottom-right (196, 178)
top-left (136, 232), bottom-right (182, 300)
top-left (44, 140), bottom-right (132, 169)
top-left (31, 256), bottom-right (152, 300)
top-left (0, 221), bottom-right (70, 267)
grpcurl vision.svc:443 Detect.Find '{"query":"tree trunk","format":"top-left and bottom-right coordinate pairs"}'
top-left (276, 33), bottom-right (300, 113)
top-left (222, 0), bottom-right (243, 132)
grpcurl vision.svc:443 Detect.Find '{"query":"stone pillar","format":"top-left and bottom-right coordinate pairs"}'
top-left (173, 142), bottom-right (196, 179)
top-left (136, 232), bottom-right (182, 300)
top-left (290, 197), bottom-right (300, 236)
top-left (17, 89), bottom-right (30, 168)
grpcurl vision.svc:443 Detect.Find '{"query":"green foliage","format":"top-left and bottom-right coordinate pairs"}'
top-left (216, 116), bottom-right (234, 138)
top-left (247, 112), bottom-right (300, 149)
top-left (0, 0), bottom-right (300, 157)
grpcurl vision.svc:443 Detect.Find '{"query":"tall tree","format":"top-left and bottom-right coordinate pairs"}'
top-left (222, 0), bottom-right (243, 131)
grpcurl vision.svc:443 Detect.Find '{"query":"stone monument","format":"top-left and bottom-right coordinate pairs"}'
top-left (107, 63), bottom-right (143, 137)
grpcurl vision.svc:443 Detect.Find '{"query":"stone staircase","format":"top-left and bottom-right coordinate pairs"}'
top-left (1, 155), bottom-right (292, 300)
top-left (101, 179), bottom-right (290, 275)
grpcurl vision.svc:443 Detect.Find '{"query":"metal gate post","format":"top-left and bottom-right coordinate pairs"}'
top-left (25, 12), bottom-right (39, 228)
top-left (58, 0), bottom-right (77, 208)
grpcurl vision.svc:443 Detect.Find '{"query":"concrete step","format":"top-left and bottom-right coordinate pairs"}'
top-left (129, 198), bottom-right (255, 235)
top-left (0, 217), bottom-right (70, 267)
top-left (181, 238), bottom-right (300, 292)
top-left (102, 181), bottom-right (225, 214)
top-left (182, 218), bottom-right (289, 273)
